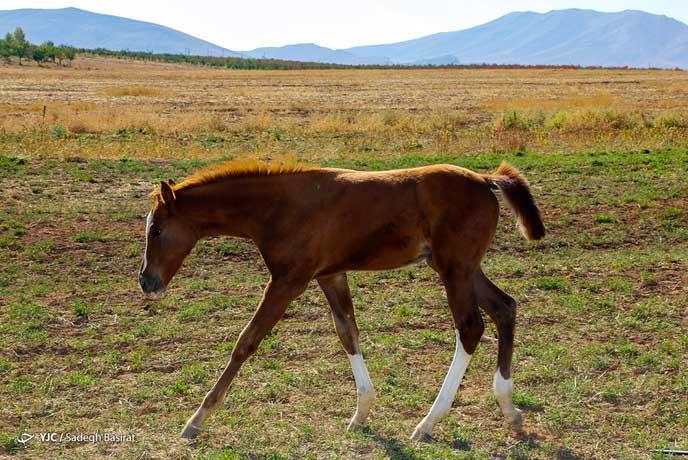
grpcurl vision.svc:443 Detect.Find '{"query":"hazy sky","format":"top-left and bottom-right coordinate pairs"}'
top-left (3, 1), bottom-right (688, 50)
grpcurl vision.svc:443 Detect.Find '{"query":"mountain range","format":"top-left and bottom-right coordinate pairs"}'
top-left (0, 7), bottom-right (241, 57)
top-left (1, 7), bottom-right (687, 68)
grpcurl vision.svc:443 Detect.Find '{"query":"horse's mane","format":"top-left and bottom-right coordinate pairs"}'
top-left (170, 158), bottom-right (317, 193)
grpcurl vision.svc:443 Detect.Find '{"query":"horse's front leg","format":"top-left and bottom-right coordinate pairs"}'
top-left (181, 276), bottom-right (308, 438)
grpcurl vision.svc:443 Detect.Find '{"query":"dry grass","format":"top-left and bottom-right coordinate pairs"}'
top-left (0, 102), bottom-right (226, 135)
top-left (485, 92), bottom-right (622, 111)
top-left (99, 86), bottom-right (163, 97)
top-left (1, 56), bottom-right (687, 160)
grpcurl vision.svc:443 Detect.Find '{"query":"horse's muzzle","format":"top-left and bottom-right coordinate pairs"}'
top-left (139, 273), bottom-right (165, 294)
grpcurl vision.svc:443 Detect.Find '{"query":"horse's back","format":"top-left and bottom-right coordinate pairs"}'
top-left (325, 164), bottom-right (497, 221)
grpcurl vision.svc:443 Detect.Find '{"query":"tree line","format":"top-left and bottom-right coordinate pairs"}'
top-left (70, 47), bottom-right (663, 71)
top-left (0, 26), bottom-right (338, 69)
top-left (84, 48), bottom-right (347, 70)
top-left (0, 27), bottom-right (76, 65)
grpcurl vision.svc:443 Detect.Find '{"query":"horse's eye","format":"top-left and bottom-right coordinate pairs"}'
top-left (151, 228), bottom-right (161, 237)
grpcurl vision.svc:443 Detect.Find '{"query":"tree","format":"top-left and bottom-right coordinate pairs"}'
top-left (12, 27), bottom-right (29, 64)
top-left (0, 31), bottom-right (80, 67)
top-left (31, 46), bottom-right (45, 64)
top-left (64, 47), bottom-right (76, 65)
top-left (55, 47), bottom-right (66, 66)
top-left (13, 27), bottom-right (25, 42)
top-left (2, 32), bottom-right (14, 63)
top-left (42, 41), bottom-right (56, 63)
top-left (0, 36), bottom-right (11, 63)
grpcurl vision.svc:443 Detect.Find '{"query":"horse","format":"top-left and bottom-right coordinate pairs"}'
top-left (138, 159), bottom-right (545, 440)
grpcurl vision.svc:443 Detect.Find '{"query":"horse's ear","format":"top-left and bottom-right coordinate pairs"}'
top-left (168, 179), bottom-right (175, 186)
top-left (160, 181), bottom-right (176, 205)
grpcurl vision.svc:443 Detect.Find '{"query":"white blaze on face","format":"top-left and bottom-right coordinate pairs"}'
top-left (412, 329), bottom-right (471, 440)
top-left (142, 211), bottom-right (153, 273)
top-left (347, 353), bottom-right (376, 428)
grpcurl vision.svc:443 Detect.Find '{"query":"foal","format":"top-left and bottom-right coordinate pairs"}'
top-left (138, 160), bottom-right (545, 440)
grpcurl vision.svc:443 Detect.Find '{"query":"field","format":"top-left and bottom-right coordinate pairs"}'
top-left (1, 56), bottom-right (687, 459)
top-left (3, 55), bottom-right (688, 161)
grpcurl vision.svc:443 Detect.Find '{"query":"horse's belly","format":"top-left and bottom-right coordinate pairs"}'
top-left (343, 236), bottom-right (430, 272)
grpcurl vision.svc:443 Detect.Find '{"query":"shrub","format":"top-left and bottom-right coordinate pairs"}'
top-left (51, 124), bottom-right (67, 138)
top-left (595, 214), bottom-right (616, 224)
top-left (74, 230), bottom-right (104, 242)
top-left (654, 113), bottom-right (688, 128)
top-left (543, 108), bottom-right (640, 131)
top-left (494, 110), bottom-right (545, 131)
top-left (72, 299), bottom-right (92, 317)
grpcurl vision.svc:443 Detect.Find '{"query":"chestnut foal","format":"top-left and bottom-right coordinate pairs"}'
top-left (138, 160), bottom-right (545, 440)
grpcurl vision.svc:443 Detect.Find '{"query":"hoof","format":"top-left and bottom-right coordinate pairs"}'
top-left (347, 414), bottom-right (367, 432)
top-left (506, 409), bottom-right (523, 432)
top-left (410, 422), bottom-right (433, 442)
top-left (181, 422), bottom-right (202, 439)
top-left (347, 421), bottom-right (362, 432)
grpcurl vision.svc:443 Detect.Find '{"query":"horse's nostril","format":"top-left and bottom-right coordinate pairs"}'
top-left (139, 273), bottom-right (163, 294)
top-left (139, 273), bottom-right (152, 292)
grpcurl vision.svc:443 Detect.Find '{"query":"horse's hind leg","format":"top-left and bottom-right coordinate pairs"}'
top-left (318, 273), bottom-right (376, 431)
top-left (474, 268), bottom-right (522, 430)
top-left (411, 265), bottom-right (484, 441)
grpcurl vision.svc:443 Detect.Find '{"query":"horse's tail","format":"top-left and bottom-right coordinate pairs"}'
top-left (483, 162), bottom-right (545, 241)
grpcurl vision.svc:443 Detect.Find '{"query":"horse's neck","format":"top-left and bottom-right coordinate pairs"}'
top-left (176, 180), bottom-right (270, 240)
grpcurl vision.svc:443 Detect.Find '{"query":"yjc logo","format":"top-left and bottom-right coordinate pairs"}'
top-left (39, 433), bottom-right (60, 442)
top-left (16, 433), bottom-right (33, 448)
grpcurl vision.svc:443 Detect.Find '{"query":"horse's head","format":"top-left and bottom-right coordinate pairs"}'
top-left (139, 181), bottom-right (197, 294)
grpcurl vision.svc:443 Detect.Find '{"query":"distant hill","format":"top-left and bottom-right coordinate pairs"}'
top-left (245, 43), bottom-right (387, 66)
top-left (408, 55), bottom-right (461, 66)
top-left (244, 9), bottom-right (688, 69)
top-left (344, 9), bottom-right (688, 68)
top-left (1, 7), bottom-right (687, 68)
top-left (0, 7), bottom-right (240, 57)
